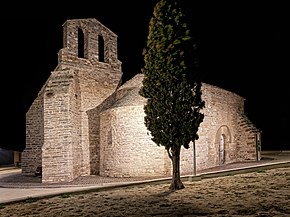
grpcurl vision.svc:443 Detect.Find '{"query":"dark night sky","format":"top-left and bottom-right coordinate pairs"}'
top-left (1, 1), bottom-right (289, 151)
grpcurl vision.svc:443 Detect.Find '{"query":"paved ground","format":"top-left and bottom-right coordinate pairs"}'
top-left (0, 150), bottom-right (289, 204)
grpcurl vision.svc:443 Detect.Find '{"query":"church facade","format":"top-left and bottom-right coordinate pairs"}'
top-left (22, 18), bottom-right (261, 183)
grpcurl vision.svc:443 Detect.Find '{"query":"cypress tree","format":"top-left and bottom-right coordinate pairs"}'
top-left (139, 0), bottom-right (205, 190)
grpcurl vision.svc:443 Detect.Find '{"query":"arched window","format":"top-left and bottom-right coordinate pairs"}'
top-left (78, 28), bottom-right (85, 58)
top-left (98, 35), bottom-right (104, 62)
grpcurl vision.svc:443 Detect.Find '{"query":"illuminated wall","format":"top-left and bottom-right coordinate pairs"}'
top-left (23, 18), bottom-right (260, 183)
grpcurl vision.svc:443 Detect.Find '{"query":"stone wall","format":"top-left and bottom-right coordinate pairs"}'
top-left (41, 70), bottom-right (78, 183)
top-left (97, 74), bottom-right (260, 177)
top-left (22, 95), bottom-right (44, 175)
top-left (100, 106), bottom-right (166, 177)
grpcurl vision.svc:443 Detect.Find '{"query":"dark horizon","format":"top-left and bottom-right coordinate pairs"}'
top-left (1, 1), bottom-right (289, 152)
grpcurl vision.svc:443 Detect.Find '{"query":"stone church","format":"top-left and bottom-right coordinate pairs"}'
top-left (22, 18), bottom-right (261, 183)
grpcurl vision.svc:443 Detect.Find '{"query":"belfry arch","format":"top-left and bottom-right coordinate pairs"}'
top-left (98, 35), bottom-right (104, 62)
top-left (77, 28), bottom-right (85, 58)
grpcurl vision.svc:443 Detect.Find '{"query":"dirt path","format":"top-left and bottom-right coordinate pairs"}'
top-left (0, 166), bottom-right (289, 216)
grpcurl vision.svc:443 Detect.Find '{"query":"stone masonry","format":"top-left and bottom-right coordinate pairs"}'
top-left (22, 18), bottom-right (261, 183)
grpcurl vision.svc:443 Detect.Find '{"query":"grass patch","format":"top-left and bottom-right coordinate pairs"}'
top-left (256, 168), bottom-right (266, 173)
top-left (58, 193), bottom-right (71, 198)
top-left (24, 198), bottom-right (38, 203)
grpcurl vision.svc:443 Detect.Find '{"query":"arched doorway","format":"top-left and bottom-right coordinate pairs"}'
top-left (219, 134), bottom-right (225, 165)
top-left (214, 125), bottom-right (231, 165)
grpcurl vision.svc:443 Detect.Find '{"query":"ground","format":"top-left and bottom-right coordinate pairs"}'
top-left (0, 167), bottom-right (289, 216)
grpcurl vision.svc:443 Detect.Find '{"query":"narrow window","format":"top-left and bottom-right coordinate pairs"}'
top-left (107, 129), bottom-right (112, 145)
top-left (78, 28), bottom-right (85, 58)
top-left (98, 35), bottom-right (104, 62)
top-left (219, 134), bottom-right (225, 164)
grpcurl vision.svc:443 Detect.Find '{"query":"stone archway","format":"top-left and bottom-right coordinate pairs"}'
top-left (215, 125), bottom-right (231, 165)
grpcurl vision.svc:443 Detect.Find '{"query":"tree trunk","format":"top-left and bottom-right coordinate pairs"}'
top-left (169, 147), bottom-right (185, 190)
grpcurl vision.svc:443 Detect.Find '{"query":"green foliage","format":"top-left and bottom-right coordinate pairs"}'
top-left (58, 193), bottom-right (71, 198)
top-left (24, 198), bottom-right (38, 203)
top-left (256, 168), bottom-right (266, 173)
top-left (139, 0), bottom-right (205, 151)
